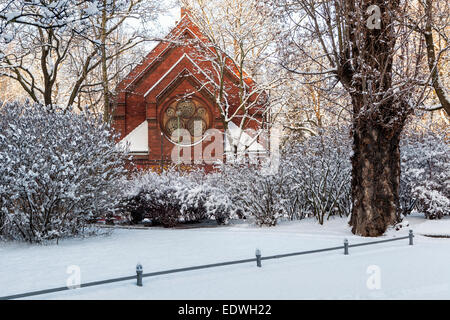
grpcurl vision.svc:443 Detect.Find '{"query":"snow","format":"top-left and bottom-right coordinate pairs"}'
top-left (83, 3), bottom-right (99, 16)
top-left (1, 216), bottom-right (450, 300)
top-left (409, 215), bottom-right (450, 237)
top-left (117, 120), bottom-right (149, 153)
top-left (225, 121), bottom-right (266, 153)
top-left (5, 12), bottom-right (21, 21)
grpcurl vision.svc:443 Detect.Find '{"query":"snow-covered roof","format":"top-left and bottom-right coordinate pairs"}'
top-left (117, 120), bottom-right (148, 153)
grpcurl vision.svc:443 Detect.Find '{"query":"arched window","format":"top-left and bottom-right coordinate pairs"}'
top-left (161, 98), bottom-right (211, 139)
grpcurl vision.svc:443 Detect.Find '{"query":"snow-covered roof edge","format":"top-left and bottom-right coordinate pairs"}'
top-left (117, 120), bottom-right (149, 153)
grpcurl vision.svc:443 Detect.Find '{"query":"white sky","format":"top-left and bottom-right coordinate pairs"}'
top-left (156, 5), bottom-right (180, 30)
top-left (125, 4), bottom-right (181, 52)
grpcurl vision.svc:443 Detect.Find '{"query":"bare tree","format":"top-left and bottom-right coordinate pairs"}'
top-left (0, 1), bottom-right (171, 114)
top-left (408, 0), bottom-right (449, 115)
top-left (0, 0), bottom-right (94, 34)
top-left (280, 72), bottom-right (352, 144)
top-left (272, 0), bottom-right (430, 236)
top-left (180, 0), bottom-right (286, 156)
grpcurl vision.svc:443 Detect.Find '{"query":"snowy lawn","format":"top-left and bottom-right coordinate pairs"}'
top-left (1, 214), bottom-right (449, 299)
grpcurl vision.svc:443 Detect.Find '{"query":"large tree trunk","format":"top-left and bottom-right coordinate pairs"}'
top-left (344, 1), bottom-right (411, 236)
top-left (349, 101), bottom-right (404, 236)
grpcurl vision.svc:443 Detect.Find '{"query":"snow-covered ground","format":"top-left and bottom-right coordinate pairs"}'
top-left (1, 214), bottom-right (449, 300)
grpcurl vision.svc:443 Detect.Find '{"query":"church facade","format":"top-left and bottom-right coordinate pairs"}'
top-left (112, 9), bottom-right (266, 170)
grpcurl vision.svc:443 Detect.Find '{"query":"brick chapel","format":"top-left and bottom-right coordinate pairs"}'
top-left (112, 8), bottom-right (267, 170)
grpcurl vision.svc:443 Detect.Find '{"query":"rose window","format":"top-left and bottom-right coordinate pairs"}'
top-left (162, 99), bottom-right (211, 139)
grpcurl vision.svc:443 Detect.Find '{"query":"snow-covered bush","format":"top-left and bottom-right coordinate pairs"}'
top-left (122, 168), bottom-right (236, 227)
top-left (124, 192), bottom-right (148, 225)
top-left (214, 128), bottom-right (351, 226)
top-left (0, 102), bottom-right (128, 243)
top-left (205, 188), bottom-right (235, 225)
top-left (218, 164), bottom-right (289, 226)
top-left (400, 123), bottom-right (450, 219)
top-left (120, 128), bottom-right (352, 228)
top-left (121, 170), bottom-right (181, 227)
top-left (281, 128), bottom-right (352, 224)
top-left (178, 179), bottom-right (209, 223)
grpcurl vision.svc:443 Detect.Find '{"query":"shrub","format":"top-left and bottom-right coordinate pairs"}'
top-left (205, 187), bottom-right (234, 225)
top-left (0, 102), bottom-right (128, 243)
top-left (218, 164), bottom-right (288, 226)
top-left (214, 128), bottom-right (351, 226)
top-left (121, 170), bottom-right (180, 227)
top-left (400, 123), bottom-right (450, 219)
top-left (125, 192), bottom-right (149, 225)
top-left (281, 128), bottom-right (352, 224)
top-left (178, 184), bottom-right (209, 223)
top-left (121, 169), bottom-right (236, 227)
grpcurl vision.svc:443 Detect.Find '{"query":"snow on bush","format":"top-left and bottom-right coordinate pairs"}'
top-left (0, 102), bottom-right (128, 243)
top-left (281, 128), bottom-right (352, 224)
top-left (139, 128), bottom-right (352, 228)
top-left (117, 122), bottom-right (448, 229)
top-left (400, 123), bottom-right (450, 219)
top-left (218, 163), bottom-right (288, 226)
top-left (121, 169), bottom-right (236, 227)
top-left (204, 187), bottom-right (235, 225)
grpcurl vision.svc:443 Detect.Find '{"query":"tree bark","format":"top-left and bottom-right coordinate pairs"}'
top-left (349, 99), bottom-right (403, 236)
top-left (344, 1), bottom-right (411, 236)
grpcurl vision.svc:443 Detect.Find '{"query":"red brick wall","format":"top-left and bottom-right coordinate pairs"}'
top-left (112, 13), bottom-right (264, 171)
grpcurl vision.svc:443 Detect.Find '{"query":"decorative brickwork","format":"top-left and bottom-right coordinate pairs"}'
top-left (112, 9), bottom-right (263, 170)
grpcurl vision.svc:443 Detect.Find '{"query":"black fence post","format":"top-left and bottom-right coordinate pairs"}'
top-left (409, 230), bottom-right (414, 246)
top-left (136, 263), bottom-right (143, 287)
top-left (255, 249), bottom-right (262, 267)
top-left (344, 239), bottom-right (349, 255)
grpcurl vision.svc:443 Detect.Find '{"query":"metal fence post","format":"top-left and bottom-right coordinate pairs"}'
top-left (344, 239), bottom-right (349, 255)
top-left (136, 263), bottom-right (143, 287)
top-left (409, 230), bottom-right (414, 245)
top-left (255, 249), bottom-right (262, 267)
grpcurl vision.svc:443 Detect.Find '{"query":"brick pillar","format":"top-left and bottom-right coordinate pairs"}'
top-left (148, 118), bottom-right (161, 162)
